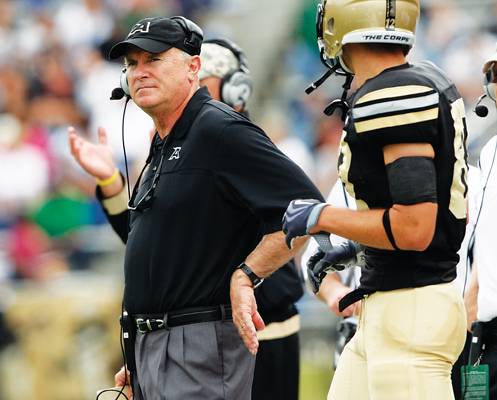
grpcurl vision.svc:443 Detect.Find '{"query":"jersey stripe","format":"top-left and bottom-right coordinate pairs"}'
top-left (354, 103), bottom-right (438, 123)
top-left (338, 133), bottom-right (370, 210)
top-left (353, 91), bottom-right (439, 120)
top-left (355, 89), bottom-right (437, 108)
top-left (355, 85), bottom-right (434, 105)
top-left (355, 107), bottom-right (439, 133)
top-left (448, 98), bottom-right (468, 219)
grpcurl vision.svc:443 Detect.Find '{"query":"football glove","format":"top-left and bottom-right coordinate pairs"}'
top-left (307, 240), bottom-right (364, 293)
top-left (282, 199), bottom-right (328, 249)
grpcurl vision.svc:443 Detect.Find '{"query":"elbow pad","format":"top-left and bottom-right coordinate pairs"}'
top-left (386, 156), bottom-right (437, 205)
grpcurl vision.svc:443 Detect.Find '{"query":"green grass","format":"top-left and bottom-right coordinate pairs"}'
top-left (300, 360), bottom-right (334, 399)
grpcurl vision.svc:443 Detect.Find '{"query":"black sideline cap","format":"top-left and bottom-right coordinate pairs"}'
top-left (109, 16), bottom-right (203, 59)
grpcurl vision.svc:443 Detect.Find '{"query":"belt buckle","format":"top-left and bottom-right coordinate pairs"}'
top-left (136, 318), bottom-right (165, 334)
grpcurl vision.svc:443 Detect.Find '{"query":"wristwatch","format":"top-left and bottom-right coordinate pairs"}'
top-left (237, 262), bottom-right (264, 289)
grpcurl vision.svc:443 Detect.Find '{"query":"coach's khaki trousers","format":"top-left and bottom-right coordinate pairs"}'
top-left (328, 283), bottom-right (466, 400)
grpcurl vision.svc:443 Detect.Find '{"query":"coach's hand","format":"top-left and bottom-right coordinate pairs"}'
top-left (230, 269), bottom-right (265, 355)
top-left (68, 126), bottom-right (124, 197)
top-left (114, 366), bottom-right (133, 398)
top-left (68, 126), bottom-right (117, 181)
top-left (282, 199), bottom-right (328, 249)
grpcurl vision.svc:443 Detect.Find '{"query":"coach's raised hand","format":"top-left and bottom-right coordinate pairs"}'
top-left (68, 126), bottom-right (123, 196)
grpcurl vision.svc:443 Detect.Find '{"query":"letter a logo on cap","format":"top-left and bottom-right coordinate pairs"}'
top-left (128, 21), bottom-right (151, 38)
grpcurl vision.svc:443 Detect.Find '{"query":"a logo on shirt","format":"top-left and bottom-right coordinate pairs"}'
top-left (168, 147), bottom-right (182, 160)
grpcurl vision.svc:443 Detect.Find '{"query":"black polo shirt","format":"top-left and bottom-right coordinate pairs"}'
top-left (102, 87), bottom-right (323, 314)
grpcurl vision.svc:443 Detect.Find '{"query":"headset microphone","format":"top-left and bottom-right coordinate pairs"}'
top-left (474, 94), bottom-right (489, 118)
top-left (110, 87), bottom-right (126, 101)
top-left (475, 104), bottom-right (489, 118)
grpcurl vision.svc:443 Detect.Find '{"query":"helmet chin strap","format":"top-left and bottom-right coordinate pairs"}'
top-left (323, 73), bottom-right (353, 120)
top-left (305, 48), bottom-right (354, 121)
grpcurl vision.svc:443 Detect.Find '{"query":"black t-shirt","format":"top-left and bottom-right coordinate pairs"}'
top-left (103, 87), bottom-right (322, 314)
top-left (255, 261), bottom-right (304, 323)
top-left (338, 61), bottom-right (468, 291)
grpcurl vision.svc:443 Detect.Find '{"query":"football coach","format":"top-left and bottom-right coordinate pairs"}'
top-left (68, 15), bottom-right (322, 400)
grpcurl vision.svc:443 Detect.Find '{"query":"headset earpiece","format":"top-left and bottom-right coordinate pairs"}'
top-left (204, 38), bottom-right (253, 109)
top-left (221, 70), bottom-right (253, 109)
top-left (170, 16), bottom-right (203, 55)
top-left (120, 67), bottom-right (130, 97)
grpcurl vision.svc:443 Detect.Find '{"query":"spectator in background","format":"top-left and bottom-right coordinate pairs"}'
top-left (0, 112), bottom-right (70, 281)
top-left (0, 65), bottom-right (29, 119)
top-left (199, 38), bottom-right (304, 400)
top-left (53, 0), bottom-right (114, 51)
top-left (0, 113), bottom-right (50, 226)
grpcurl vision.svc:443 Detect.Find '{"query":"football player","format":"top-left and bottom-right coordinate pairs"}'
top-left (280, 1), bottom-right (469, 398)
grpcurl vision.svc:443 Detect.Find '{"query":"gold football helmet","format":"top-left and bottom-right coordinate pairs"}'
top-left (317, 0), bottom-right (420, 71)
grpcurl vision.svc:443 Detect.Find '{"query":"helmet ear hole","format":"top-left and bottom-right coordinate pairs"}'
top-left (327, 17), bottom-right (334, 34)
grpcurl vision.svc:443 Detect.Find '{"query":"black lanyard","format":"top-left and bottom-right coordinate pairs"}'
top-left (128, 135), bottom-right (169, 212)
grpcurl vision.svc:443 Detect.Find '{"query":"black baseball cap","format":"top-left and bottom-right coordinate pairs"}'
top-left (109, 16), bottom-right (203, 59)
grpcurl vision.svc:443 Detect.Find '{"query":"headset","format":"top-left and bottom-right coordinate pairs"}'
top-left (170, 16), bottom-right (203, 55)
top-left (203, 38), bottom-right (253, 109)
top-left (115, 16), bottom-right (203, 99)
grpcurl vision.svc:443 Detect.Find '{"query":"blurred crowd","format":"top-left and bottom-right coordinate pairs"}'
top-left (0, 0), bottom-right (496, 397)
top-left (0, 0), bottom-right (496, 284)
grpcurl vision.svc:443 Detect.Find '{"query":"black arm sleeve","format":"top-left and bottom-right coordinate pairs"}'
top-left (96, 186), bottom-right (129, 244)
top-left (386, 156), bottom-right (438, 205)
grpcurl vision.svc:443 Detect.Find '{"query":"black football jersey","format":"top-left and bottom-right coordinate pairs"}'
top-left (338, 61), bottom-right (468, 291)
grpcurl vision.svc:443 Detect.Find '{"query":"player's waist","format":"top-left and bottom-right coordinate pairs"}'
top-left (361, 250), bottom-right (457, 290)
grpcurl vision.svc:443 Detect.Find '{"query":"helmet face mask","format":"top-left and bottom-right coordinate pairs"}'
top-left (316, 0), bottom-right (420, 71)
top-left (316, 3), bottom-right (325, 54)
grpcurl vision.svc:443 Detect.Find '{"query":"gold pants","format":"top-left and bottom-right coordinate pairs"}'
top-left (328, 283), bottom-right (467, 400)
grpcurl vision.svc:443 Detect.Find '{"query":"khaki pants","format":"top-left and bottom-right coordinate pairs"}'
top-left (328, 283), bottom-right (467, 400)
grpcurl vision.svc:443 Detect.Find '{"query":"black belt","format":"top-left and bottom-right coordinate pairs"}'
top-left (338, 288), bottom-right (375, 312)
top-left (133, 305), bottom-right (232, 334)
top-left (482, 316), bottom-right (497, 330)
top-left (482, 317), bottom-right (497, 344)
